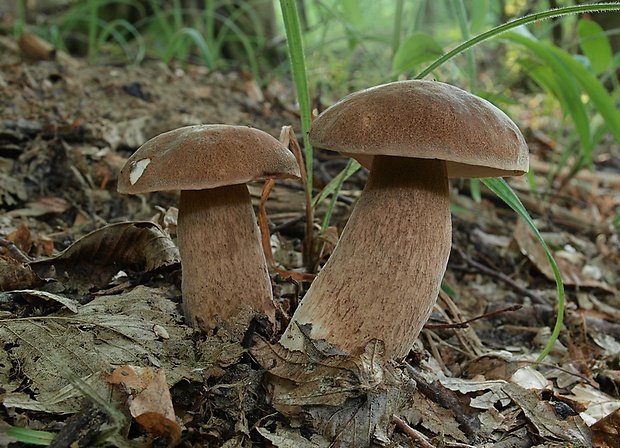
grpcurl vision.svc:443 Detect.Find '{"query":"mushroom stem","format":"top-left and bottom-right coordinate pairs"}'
top-left (280, 156), bottom-right (451, 359)
top-left (178, 185), bottom-right (275, 331)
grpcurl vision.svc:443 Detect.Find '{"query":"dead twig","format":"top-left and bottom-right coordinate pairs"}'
top-left (257, 178), bottom-right (315, 283)
top-left (451, 243), bottom-right (549, 306)
top-left (0, 237), bottom-right (33, 262)
top-left (425, 305), bottom-right (523, 329)
top-left (392, 415), bottom-right (436, 448)
top-left (279, 126), bottom-right (316, 271)
top-left (404, 362), bottom-right (481, 440)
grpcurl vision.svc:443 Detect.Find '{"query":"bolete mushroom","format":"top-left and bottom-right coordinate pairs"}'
top-left (280, 80), bottom-right (529, 359)
top-left (118, 124), bottom-right (300, 331)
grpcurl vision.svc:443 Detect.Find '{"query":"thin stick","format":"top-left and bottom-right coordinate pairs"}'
top-left (258, 178), bottom-right (315, 283)
top-left (392, 415), bottom-right (436, 448)
top-left (0, 237), bottom-right (33, 262)
top-left (451, 243), bottom-right (548, 305)
top-left (279, 126), bottom-right (315, 271)
top-left (424, 305), bottom-right (523, 329)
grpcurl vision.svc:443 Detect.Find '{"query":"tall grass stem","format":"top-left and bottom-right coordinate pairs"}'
top-left (415, 3), bottom-right (620, 80)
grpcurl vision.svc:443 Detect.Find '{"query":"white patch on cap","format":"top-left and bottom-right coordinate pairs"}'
top-left (129, 158), bottom-right (151, 185)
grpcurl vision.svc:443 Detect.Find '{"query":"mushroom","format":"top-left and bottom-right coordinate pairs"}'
top-left (280, 80), bottom-right (529, 359)
top-left (118, 125), bottom-right (300, 331)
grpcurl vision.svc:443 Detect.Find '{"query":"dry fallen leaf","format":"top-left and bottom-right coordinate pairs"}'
top-left (6, 289), bottom-right (79, 312)
top-left (252, 338), bottom-right (414, 447)
top-left (564, 382), bottom-right (620, 425)
top-left (401, 390), bottom-right (467, 443)
top-left (0, 255), bottom-right (42, 290)
top-left (0, 286), bottom-right (193, 415)
top-left (108, 366), bottom-right (181, 444)
top-left (503, 382), bottom-right (591, 446)
top-left (591, 408), bottom-right (620, 448)
top-left (257, 424), bottom-right (329, 447)
top-left (514, 219), bottom-right (615, 292)
top-left (29, 221), bottom-right (179, 292)
top-left (6, 197), bottom-right (70, 218)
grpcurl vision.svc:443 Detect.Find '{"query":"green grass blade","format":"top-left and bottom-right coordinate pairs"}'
top-left (319, 159), bottom-right (359, 234)
top-left (312, 0), bottom-right (384, 72)
top-left (452, 0), bottom-right (476, 90)
top-left (144, 0), bottom-right (175, 40)
top-left (163, 28), bottom-right (214, 68)
top-left (5, 426), bottom-right (55, 446)
top-left (415, 3), bottom-right (620, 80)
top-left (470, 0), bottom-right (490, 34)
top-left (279, 0), bottom-right (313, 200)
top-left (13, 0), bottom-right (26, 37)
top-left (97, 19), bottom-right (146, 64)
top-left (210, 12), bottom-right (259, 77)
top-left (578, 19), bottom-right (613, 74)
top-left (87, 0), bottom-right (98, 63)
top-left (392, 0), bottom-right (405, 55)
top-left (483, 178), bottom-right (565, 363)
top-left (505, 30), bottom-right (592, 161)
top-left (312, 159), bottom-right (361, 207)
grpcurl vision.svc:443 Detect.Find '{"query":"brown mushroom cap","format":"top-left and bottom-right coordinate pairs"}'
top-left (309, 80), bottom-right (529, 178)
top-left (118, 124), bottom-right (300, 193)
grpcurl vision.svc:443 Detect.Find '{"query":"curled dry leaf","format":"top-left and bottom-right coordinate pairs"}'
top-left (251, 338), bottom-right (415, 447)
top-left (29, 221), bottom-right (180, 293)
top-left (502, 382), bottom-right (591, 446)
top-left (257, 424), bottom-right (330, 447)
top-left (514, 219), bottom-right (615, 292)
top-left (0, 255), bottom-right (42, 290)
top-left (591, 408), bottom-right (620, 448)
top-left (0, 286), bottom-right (193, 416)
top-left (107, 366), bottom-right (181, 444)
top-left (7, 289), bottom-right (79, 313)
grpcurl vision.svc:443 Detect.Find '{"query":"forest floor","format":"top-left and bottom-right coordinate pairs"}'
top-left (1, 33), bottom-right (620, 448)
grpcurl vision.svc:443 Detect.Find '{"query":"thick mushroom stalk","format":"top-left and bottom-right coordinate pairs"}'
top-left (280, 155), bottom-right (451, 359)
top-left (179, 185), bottom-right (275, 330)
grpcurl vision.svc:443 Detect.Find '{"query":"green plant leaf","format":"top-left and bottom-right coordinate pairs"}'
top-left (415, 3), bottom-right (620, 80)
top-left (483, 178), bottom-right (565, 363)
top-left (319, 159), bottom-right (360, 234)
top-left (5, 426), bottom-right (55, 446)
top-left (577, 19), bottom-right (612, 74)
top-left (341, 0), bottom-right (363, 51)
top-left (341, 0), bottom-right (363, 27)
top-left (313, 159), bottom-right (362, 207)
top-left (470, 0), bottom-right (490, 34)
top-left (505, 30), bottom-right (592, 156)
top-left (508, 30), bottom-right (620, 148)
top-left (392, 32), bottom-right (444, 75)
top-left (163, 28), bottom-right (213, 68)
top-left (280, 0), bottom-right (312, 190)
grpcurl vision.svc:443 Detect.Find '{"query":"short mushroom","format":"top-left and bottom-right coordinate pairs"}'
top-left (118, 124), bottom-right (300, 331)
top-left (280, 80), bottom-right (528, 359)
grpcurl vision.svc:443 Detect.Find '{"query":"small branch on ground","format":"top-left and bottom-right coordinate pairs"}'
top-left (392, 415), bottom-right (436, 448)
top-left (425, 304), bottom-right (523, 329)
top-left (451, 243), bottom-right (548, 305)
top-left (405, 362), bottom-right (481, 440)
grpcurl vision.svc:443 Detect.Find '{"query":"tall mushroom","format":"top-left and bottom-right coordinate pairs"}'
top-left (280, 80), bottom-right (529, 359)
top-left (118, 125), bottom-right (300, 332)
